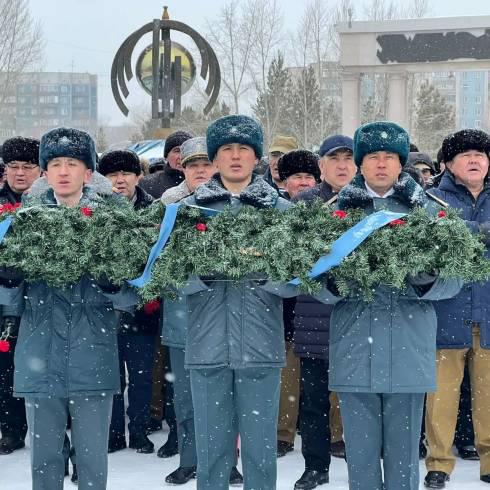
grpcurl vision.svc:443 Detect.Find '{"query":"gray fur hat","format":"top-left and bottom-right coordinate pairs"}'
top-left (40, 127), bottom-right (97, 171)
top-left (181, 137), bottom-right (209, 167)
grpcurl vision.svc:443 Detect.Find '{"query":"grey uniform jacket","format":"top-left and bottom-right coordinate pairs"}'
top-left (180, 174), bottom-right (297, 369)
top-left (323, 173), bottom-right (462, 393)
top-left (0, 187), bottom-right (138, 398)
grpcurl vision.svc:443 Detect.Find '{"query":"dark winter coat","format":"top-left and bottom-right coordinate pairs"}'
top-left (139, 163), bottom-right (184, 199)
top-left (323, 173), bottom-right (462, 393)
top-left (0, 182), bottom-right (22, 205)
top-left (292, 180), bottom-right (337, 360)
top-left (0, 187), bottom-right (138, 398)
top-left (119, 185), bottom-right (160, 336)
top-left (180, 174), bottom-right (297, 369)
top-left (429, 171), bottom-right (490, 349)
top-left (293, 180), bottom-right (337, 205)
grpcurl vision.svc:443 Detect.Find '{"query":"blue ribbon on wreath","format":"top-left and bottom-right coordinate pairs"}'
top-left (288, 210), bottom-right (407, 285)
top-left (129, 205), bottom-right (407, 289)
top-left (128, 203), bottom-right (220, 288)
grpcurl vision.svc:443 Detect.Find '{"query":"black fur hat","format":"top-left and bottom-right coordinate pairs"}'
top-left (2, 136), bottom-right (40, 165)
top-left (442, 129), bottom-right (490, 163)
top-left (164, 130), bottom-right (194, 158)
top-left (98, 149), bottom-right (142, 176)
top-left (278, 150), bottom-right (321, 182)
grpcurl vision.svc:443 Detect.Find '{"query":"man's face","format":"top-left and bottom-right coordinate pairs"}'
top-left (105, 170), bottom-right (140, 199)
top-left (448, 150), bottom-right (489, 189)
top-left (167, 146), bottom-right (183, 171)
top-left (215, 143), bottom-right (257, 184)
top-left (5, 161), bottom-right (41, 193)
top-left (268, 151), bottom-right (284, 182)
top-left (285, 172), bottom-right (317, 198)
top-left (319, 150), bottom-right (357, 192)
top-left (360, 151), bottom-right (402, 195)
top-left (183, 159), bottom-right (217, 192)
top-left (413, 163), bottom-right (433, 183)
top-left (45, 157), bottom-right (92, 199)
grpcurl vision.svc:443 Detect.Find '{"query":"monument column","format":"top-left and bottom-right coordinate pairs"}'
top-left (387, 72), bottom-right (408, 129)
top-left (342, 71), bottom-right (361, 137)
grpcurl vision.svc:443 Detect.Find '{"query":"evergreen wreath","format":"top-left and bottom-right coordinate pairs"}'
top-left (0, 200), bottom-right (488, 301)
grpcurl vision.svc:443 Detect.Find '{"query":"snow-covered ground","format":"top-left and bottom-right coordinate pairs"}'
top-left (4, 428), bottom-right (489, 489)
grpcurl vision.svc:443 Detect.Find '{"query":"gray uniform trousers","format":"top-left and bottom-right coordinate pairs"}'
top-left (169, 347), bottom-right (197, 468)
top-left (338, 392), bottom-right (424, 490)
top-left (25, 395), bottom-right (112, 490)
top-left (190, 366), bottom-right (281, 490)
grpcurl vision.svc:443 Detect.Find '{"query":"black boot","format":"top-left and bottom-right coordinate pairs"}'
top-left (157, 429), bottom-right (178, 458)
top-left (108, 434), bottom-right (127, 453)
top-left (424, 471), bottom-right (449, 489)
top-left (419, 439), bottom-right (427, 459)
top-left (481, 474), bottom-right (490, 483)
top-left (165, 466), bottom-right (196, 484)
top-left (71, 464), bottom-right (78, 485)
top-left (294, 470), bottom-right (329, 489)
top-left (0, 436), bottom-right (25, 455)
top-left (229, 466), bottom-right (243, 486)
top-left (458, 445), bottom-right (479, 460)
top-left (277, 440), bottom-right (294, 458)
top-left (129, 433), bottom-right (154, 454)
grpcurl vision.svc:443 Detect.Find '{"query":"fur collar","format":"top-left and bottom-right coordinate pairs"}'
top-left (193, 174), bottom-right (278, 209)
top-left (337, 172), bottom-right (426, 210)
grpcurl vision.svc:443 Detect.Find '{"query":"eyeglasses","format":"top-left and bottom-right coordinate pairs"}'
top-left (6, 163), bottom-right (39, 171)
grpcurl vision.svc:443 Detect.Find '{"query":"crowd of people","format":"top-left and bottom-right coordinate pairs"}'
top-left (0, 116), bottom-right (489, 490)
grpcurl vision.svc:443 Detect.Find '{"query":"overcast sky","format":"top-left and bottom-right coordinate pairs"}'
top-left (28, 0), bottom-right (490, 126)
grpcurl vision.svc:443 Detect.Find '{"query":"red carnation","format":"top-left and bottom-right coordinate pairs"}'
top-left (0, 340), bottom-right (10, 353)
top-left (389, 219), bottom-right (406, 227)
top-left (144, 299), bottom-right (161, 315)
top-left (438, 210), bottom-right (447, 218)
top-left (195, 223), bottom-right (207, 232)
top-left (81, 207), bottom-right (93, 217)
top-left (0, 203), bottom-right (21, 214)
top-left (332, 210), bottom-right (347, 219)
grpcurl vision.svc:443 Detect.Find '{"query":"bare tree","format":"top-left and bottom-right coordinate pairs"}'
top-left (0, 0), bottom-right (44, 105)
top-left (206, 0), bottom-right (256, 113)
top-left (247, 0), bottom-right (283, 142)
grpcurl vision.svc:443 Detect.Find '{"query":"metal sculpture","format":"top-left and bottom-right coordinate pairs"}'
top-left (111, 6), bottom-right (221, 128)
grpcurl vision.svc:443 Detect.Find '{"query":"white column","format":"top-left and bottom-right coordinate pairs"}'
top-left (387, 72), bottom-right (408, 129)
top-left (341, 71), bottom-right (361, 137)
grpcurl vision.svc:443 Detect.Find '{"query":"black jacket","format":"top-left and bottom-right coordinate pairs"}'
top-left (293, 180), bottom-right (336, 360)
top-left (119, 186), bottom-right (160, 335)
top-left (0, 182), bottom-right (22, 205)
top-left (139, 163), bottom-right (184, 199)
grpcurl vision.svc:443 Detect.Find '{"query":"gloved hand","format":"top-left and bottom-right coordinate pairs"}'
top-left (0, 266), bottom-right (23, 287)
top-left (94, 274), bottom-right (121, 294)
top-left (479, 222), bottom-right (490, 245)
top-left (407, 272), bottom-right (437, 286)
top-left (1, 315), bottom-right (20, 338)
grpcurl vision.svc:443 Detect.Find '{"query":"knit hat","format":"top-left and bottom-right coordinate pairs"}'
top-left (353, 121), bottom-right (410, 167)
top-left (2, 136), bottom-right (40, 165)
top-left (278, 150), bottom-right (321, 182)
top-left (441, 129), bottom-right (490, 163)
top-left (40, 127), bottom-right (97, 171)
top-left (269, 135), bottom-right (298, 154)
top-left (319, 135), bottom-right (353, 158)
top-left (163, 130), bottom-right (194, 159)
top-left (407, 152), bottom-right (435, 174)
top-left (181, 137), bottom-right (209, 167)
top-left (98, 149), bottom-right (142, 176)
top-left (207, 115), bottom-right (263, 161)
